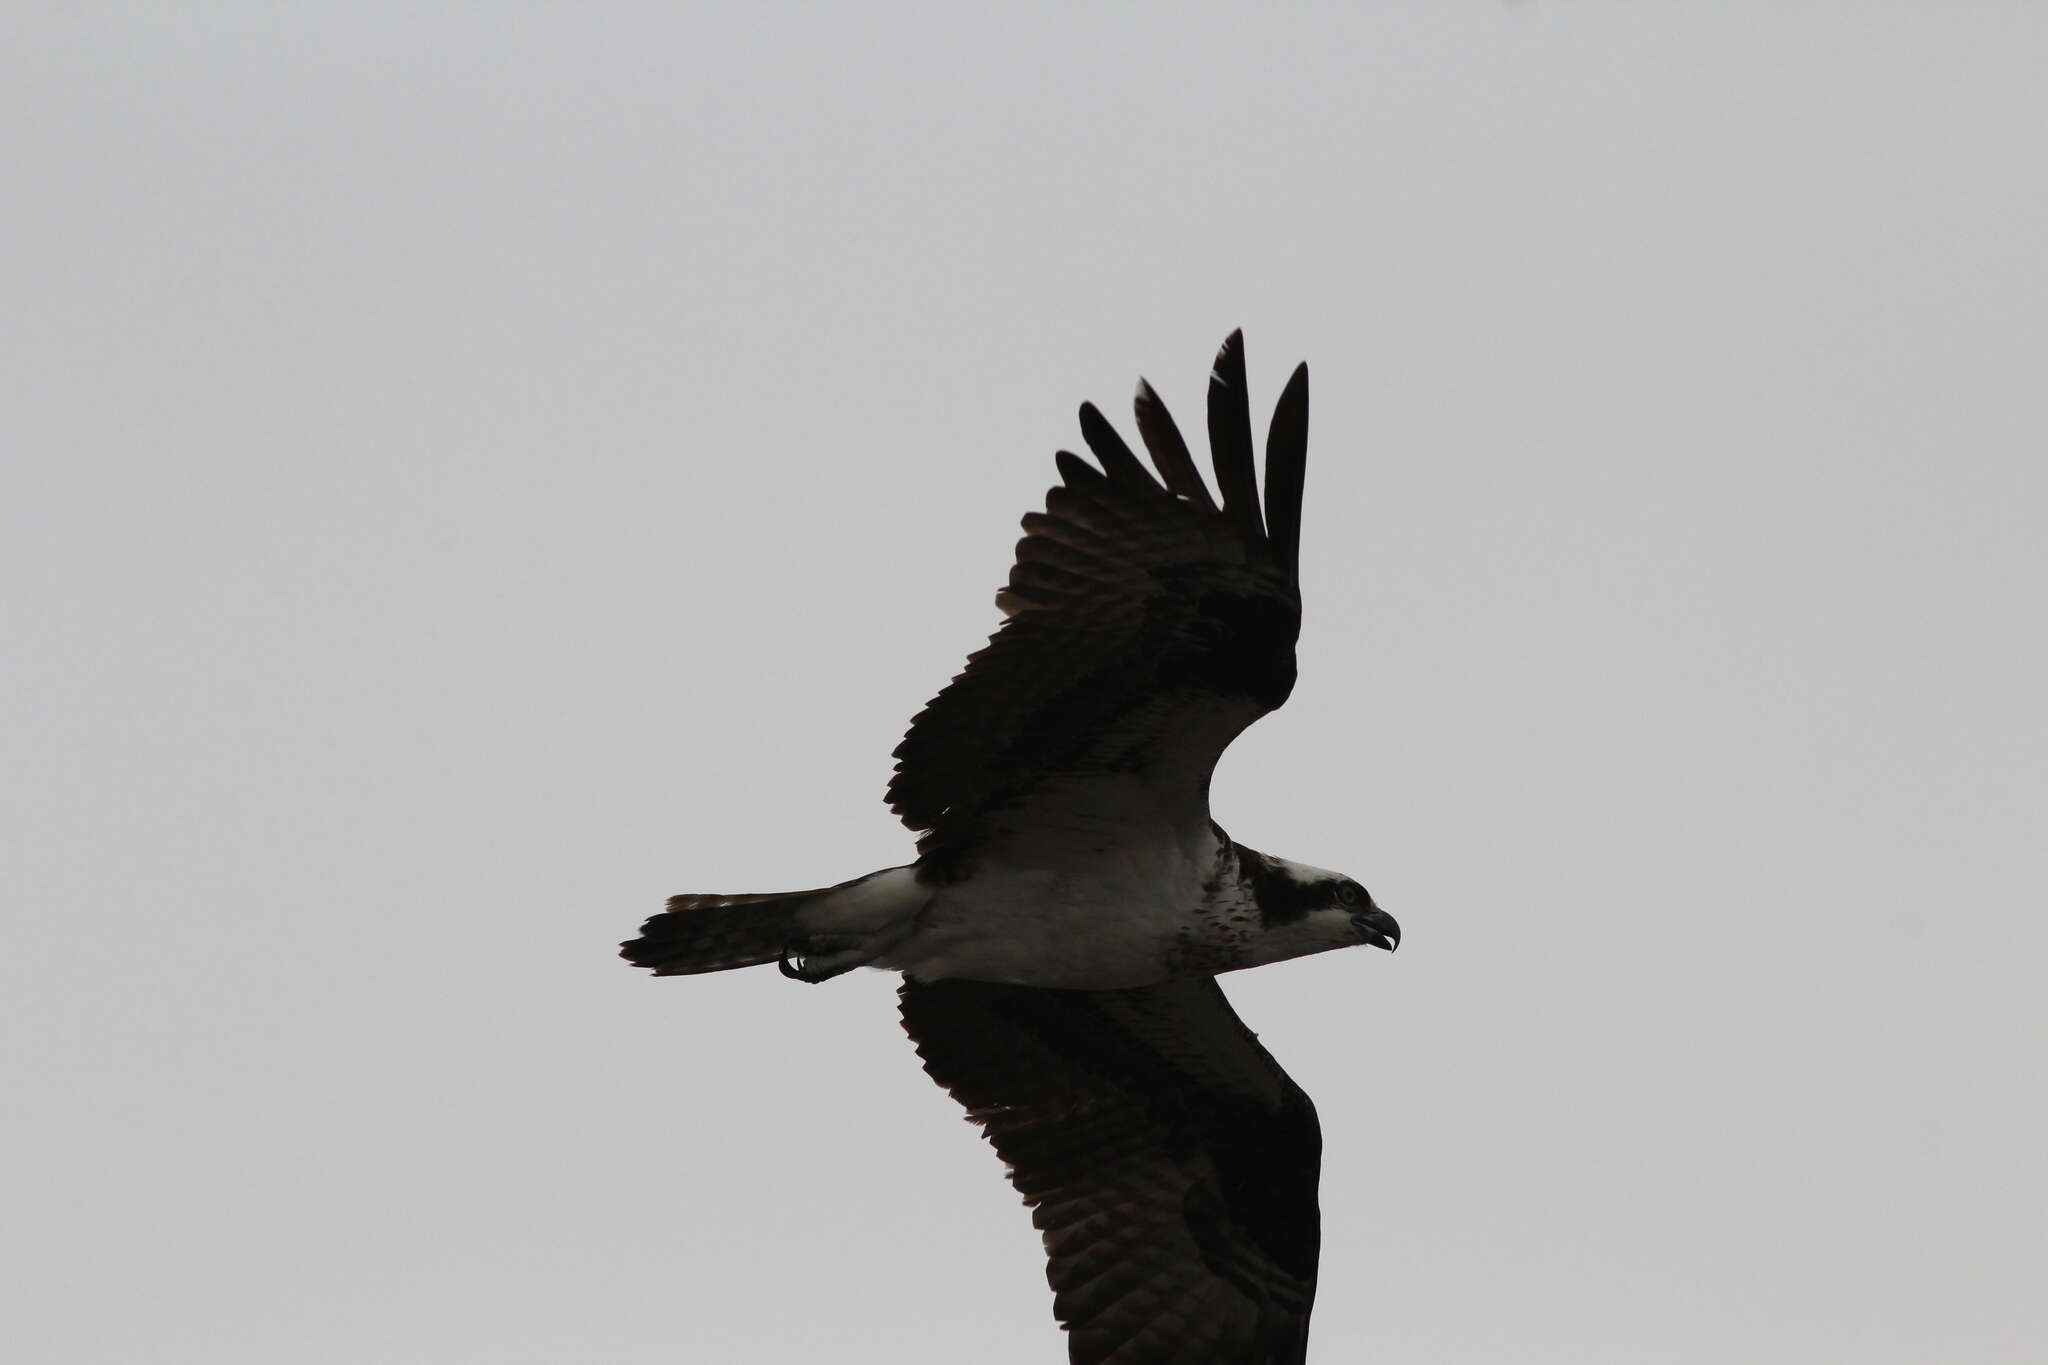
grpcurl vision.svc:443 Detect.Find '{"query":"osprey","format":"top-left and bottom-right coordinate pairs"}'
top-left (623, 332), bottom-right (1399, 1365)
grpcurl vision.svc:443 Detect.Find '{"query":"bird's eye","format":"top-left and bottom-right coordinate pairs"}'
top-left (1335, 883), bottom-right (1360, 906)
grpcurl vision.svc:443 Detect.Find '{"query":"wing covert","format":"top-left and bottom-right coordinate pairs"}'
top-left (888, 332), bottom-right (1311, 850)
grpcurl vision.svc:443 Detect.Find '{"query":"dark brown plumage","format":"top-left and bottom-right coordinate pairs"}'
top-left (887, 330), bottom-right (1309, 854)
top-left (901, 975), bottom-right (1321, 1365)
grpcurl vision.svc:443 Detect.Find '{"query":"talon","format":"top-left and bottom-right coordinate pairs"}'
top-left (778, 937), bottom-right (822, 982)
top-left (778, 934), bottom-right (866, 984)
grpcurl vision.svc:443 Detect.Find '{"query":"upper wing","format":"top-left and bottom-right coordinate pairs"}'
top-left (887, 332), bottom-right (1310, 851)
top-left (899, 974), bottom-right (1322, 1365)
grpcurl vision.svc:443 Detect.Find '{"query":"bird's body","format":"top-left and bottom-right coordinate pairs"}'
top-left (622, 333), bottom-right (1399, 1364)
top-left (696, 825), bottom-right (1362, 991)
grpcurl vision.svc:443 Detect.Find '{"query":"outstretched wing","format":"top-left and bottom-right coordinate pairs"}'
top-left (899, 974), bottom-right (1322, 1365)
top-left (888, 332), bottom-right (1311, 852)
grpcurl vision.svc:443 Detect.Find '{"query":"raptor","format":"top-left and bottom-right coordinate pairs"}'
top-left (623, 332), bottom-right (1399, 1364)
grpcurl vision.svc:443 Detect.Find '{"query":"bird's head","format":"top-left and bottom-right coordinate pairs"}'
top-left (1235, 849), bottom-right (1401, 967)
top-left (1336, 878), bottom-right (1400, 952)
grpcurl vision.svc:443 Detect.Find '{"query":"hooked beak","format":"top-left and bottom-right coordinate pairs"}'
top-left (1352, 904), bottom-right (1400, 953)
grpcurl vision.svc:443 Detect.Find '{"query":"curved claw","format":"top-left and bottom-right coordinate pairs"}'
top-left (778, 935), bottom-right (865, 984)
top-left (778, 937), bottom-right (825, 982)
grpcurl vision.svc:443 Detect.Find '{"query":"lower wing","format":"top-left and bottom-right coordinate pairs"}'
top-left (899, 974), bottom-right (1323, 1365)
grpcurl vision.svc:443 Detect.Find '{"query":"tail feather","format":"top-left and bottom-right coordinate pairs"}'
top-left (624, 866), bottom-right (926, 978)
top-left (623, 866), bottom-right (927, 977)
top-left (621, 888), bottom-right (828, 976)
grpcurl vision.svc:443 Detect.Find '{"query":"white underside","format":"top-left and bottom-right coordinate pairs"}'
top-left (793, 782), bottom-right (1244, 989)
top-left (780, 765), bottom-right (1372, 989)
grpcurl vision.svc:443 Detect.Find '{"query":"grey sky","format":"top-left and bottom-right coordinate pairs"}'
top-left (6, 4), bottom-right (2044, 1362)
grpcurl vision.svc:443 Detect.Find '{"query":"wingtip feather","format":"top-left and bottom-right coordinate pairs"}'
top-left (1077, 402), bottom-right (1161, 493)
top-left (1133, 378), bottom-right (1218, 512)
top-left (1263, 362), bottom-right (1310, 575)
top-left (1206, 330), bottom-right (1264, 542)
top-left (1053, 448), bottom-right (1102, 487)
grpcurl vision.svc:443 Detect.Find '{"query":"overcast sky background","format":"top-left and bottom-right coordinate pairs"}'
top-left (7, 4), bottom-right (2045, 1362)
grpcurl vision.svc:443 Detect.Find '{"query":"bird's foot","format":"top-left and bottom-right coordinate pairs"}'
top-left (778, 935), bottom-right (868, 984)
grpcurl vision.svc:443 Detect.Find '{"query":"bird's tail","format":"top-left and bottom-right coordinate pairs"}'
top-left (620, 866), bottom-right (923, 980)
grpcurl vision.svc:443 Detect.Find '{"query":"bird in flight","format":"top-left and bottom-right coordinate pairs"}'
top-left (622, 331), bottom-right (1399, 1364)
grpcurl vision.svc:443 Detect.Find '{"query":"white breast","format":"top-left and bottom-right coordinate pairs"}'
top-left (887, 782), bottom-right (1229, 989)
